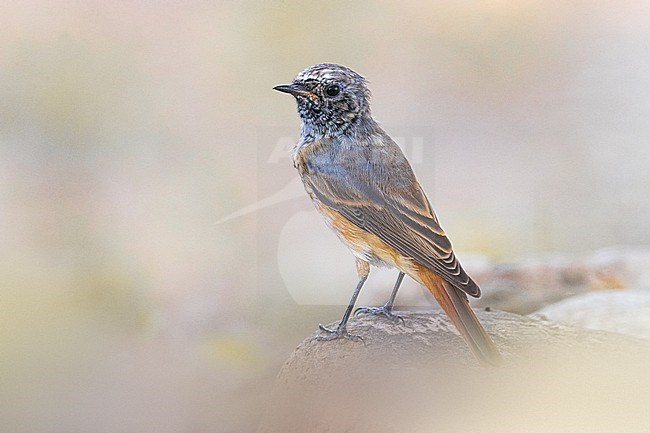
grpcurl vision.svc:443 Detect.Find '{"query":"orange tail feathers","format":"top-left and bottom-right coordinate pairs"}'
top-left (416, 266), bottom-right (502, 366)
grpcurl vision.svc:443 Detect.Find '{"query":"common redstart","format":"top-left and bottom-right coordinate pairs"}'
top-left (274, 64), bottom-right (501, 366)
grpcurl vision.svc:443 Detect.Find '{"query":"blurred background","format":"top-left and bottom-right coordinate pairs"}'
top-left (1, 1), bottom-right (649, 432)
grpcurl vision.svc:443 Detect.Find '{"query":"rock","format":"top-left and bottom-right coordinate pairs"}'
top-left (258, 310), bottom-right (650, 433)
top-left (532, 289), bottom-right (650, 340)
top-left (470, 246), bottom-right (650, 314)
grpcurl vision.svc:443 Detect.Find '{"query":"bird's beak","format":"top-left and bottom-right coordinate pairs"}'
top-left (273, 83), bottom-right (317, 99)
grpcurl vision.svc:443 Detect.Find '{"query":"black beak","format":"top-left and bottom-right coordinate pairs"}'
top-left (273, 83), bottom-right (316, 99)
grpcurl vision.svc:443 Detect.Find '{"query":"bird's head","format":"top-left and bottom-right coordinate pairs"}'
top-left (274, 63), bottom-right (372, 137)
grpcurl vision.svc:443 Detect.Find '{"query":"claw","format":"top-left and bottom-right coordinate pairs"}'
top-left (354, 306), bottom-right (405, 325)
top-left (317, 323), bottom-right (365, 344)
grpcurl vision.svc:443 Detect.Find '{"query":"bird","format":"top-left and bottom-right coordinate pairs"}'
top-left (273, 63), bottom-right (501, 366)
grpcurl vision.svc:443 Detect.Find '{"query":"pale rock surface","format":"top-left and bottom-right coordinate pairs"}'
top-left (259, 310), bottom-right (650, 433)
top-left (532, 289), bottom-right (650, 340)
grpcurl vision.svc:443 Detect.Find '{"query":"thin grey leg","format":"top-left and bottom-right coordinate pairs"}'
top-left (318, 273), bottom-right (369, 342)
top-left (354, 271), bottom-right (405, 324)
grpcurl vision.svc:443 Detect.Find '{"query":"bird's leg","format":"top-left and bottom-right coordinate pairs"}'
top-left (318, 259), bottom-right (369, 342)
top-left (355, 271), bottom-right (405, 324)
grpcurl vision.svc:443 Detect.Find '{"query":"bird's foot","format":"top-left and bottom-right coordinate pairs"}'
top-left (354, 305), bottom-right (405, 325)
top-left (317, 323), bottom-right (364, 343)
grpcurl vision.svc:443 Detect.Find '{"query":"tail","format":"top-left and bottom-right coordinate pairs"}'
top-left (416, 266), bottom-right (502, 366)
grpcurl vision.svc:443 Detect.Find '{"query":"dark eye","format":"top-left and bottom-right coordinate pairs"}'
top-left (325, 84), bottom-right (340, 97)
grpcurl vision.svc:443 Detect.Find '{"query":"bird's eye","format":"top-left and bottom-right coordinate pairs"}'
top-left (325, 84), bottom-right (340, 97)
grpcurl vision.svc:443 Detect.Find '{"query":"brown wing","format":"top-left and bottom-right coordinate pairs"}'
top-left (302, 138), bottom-right (481, 297)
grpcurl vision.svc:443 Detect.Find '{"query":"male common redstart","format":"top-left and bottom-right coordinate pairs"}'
top-left (274, 64), bottom-right (501, 366)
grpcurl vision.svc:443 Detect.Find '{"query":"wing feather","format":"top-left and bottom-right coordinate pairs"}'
top-left (304, 154), bottom-right (480, 297)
